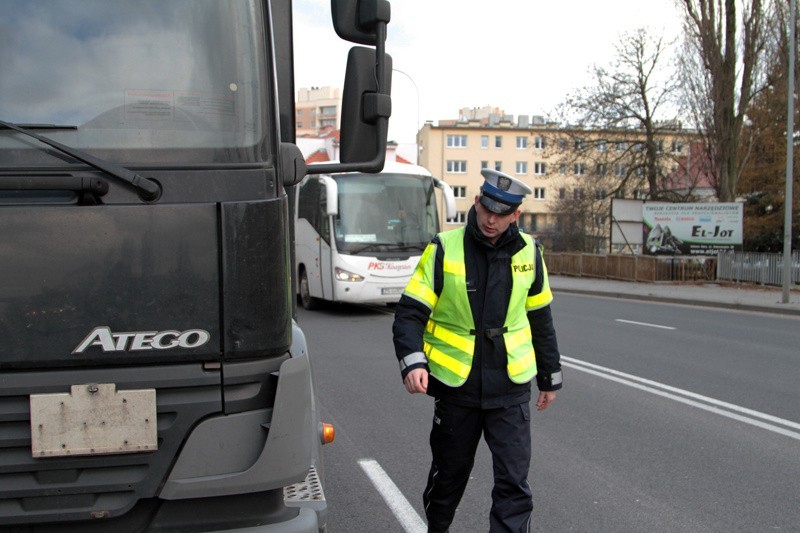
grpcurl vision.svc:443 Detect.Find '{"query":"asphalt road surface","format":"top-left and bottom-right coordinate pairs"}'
top-left (297, 293), bottom-right (800, 532)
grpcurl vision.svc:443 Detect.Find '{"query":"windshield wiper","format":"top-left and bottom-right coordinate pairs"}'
top-left (348, 243), bottom-right (384, 255)
top-left (393, 243), bottom-right (427, 251)
top-left (348, 242), bottom-right (427, 255)
top-left (0, 119), bottom-right (161, 201)
top-left (4, 123), bottom-right (78, 130)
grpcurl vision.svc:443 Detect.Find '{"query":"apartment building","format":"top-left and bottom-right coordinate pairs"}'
top-left (296, 86), bottom-right (341, 137)
top-left (418, 110), bottom-right (705, 252)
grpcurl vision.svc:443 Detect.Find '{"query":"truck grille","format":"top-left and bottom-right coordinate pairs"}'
top-left (0, 363), bottom-right (222, 526)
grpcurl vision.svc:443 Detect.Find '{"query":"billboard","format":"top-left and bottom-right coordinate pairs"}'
top-left (642, 203), bottom-right (743, 255)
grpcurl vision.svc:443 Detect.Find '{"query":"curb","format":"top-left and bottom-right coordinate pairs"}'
top-left (551, 287), bottom-right (800, 317)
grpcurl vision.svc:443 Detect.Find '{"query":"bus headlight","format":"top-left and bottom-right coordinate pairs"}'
top-left (335, 267), bottom-right (364, 282)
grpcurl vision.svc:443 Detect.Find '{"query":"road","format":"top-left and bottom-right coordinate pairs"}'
top-left (296, 293), bottom-right (800, 532)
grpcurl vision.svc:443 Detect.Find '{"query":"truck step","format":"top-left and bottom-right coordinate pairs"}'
top-left (284, 465), bottom-right (326, 511)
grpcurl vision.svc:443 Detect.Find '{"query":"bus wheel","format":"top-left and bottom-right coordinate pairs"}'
top-left (299, 269), bottom-right (321, 310)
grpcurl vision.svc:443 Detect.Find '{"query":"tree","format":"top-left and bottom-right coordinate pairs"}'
top-left (562, 28), bottom-right (699, 201)
top-left (737, 2), bottom-right (800, 251)
top-left (566, 28), bottom-right (692, 199)
top-left (548, 181), bottom-right (611, 253)
top-left (678, 0), bottom-right (770, 202)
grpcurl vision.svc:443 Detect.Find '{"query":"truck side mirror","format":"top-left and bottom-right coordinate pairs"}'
top-left (331, 0), bottom-right (391, 45)
top-left (339, 47), bottom-right (392, 165)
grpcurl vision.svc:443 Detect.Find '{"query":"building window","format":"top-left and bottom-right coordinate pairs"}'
top-left (616, 141), bottom-right (627, 152)
top-left (672, 141), bottom-right (683, 154)
top-left (515, 161), bottom-right (528, 174)
top-left (558, 138), bottom-right (568, 151)
top-left (574, 163), bottom-right (586, 176)
top-left (447, 134), bottom-right (468, 148)
top-left (573, 188), bottom-right (585, 200)
top-left (533, 187), bottom-right (546, 200)
top-left (574, 139), bottom-right (585, 151)
top-left (494, 161), bottom-right (502, 171)
top-left (481, 135), bottom-right (489, 149)
top-left (481, 160), bottom-right (489, 169)
top-left (534, 136), bottom-right (546, 149)
top-left (615, 164), bottom-right (626, 177)
top-left (596, 163), bottom-right (607, 177)
top-left (446, 160), bottom-right (467, 173)
top-left (559, 188), bottom-right (566, 199)
top-left (516, 136), bottom-right (528, 149)
top-left (452, 185), bottom-right (467, 199)
top-left (559, 163), bottom-right (567, 176)
top-left (447, 211), bottom-right (467, 224)
top-left (495, 135), bottom-right (503, 148)
top-left (597, 140), bottom-right (607, 152)
top-left (534, 162), bottom-right (546, 175)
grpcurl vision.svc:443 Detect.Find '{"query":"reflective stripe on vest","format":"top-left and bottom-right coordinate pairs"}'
top-left (526, 245), bottom-right (553, 310)
top-left (420, 227), bottom-right (540, 386)
top-left (403, 242), bottom-right (439, 309)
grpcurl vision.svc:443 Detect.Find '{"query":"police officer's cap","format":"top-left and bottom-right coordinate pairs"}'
top-left (479, 169), bottom-right (532, 215)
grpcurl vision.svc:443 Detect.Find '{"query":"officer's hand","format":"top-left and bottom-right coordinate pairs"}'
top-left (536, 390), bottom-right (556, 411)
top-left (403, 368), bottom-right (428, 394)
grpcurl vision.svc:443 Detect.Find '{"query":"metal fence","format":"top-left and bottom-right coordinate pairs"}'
top-left (546, 253), bottom-right (717, 282)
top-left (547, 251), bottom-right (800, 286)
top-left (717, 251), bottom-right (800, 286)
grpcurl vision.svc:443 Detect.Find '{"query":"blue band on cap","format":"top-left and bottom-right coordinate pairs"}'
top-left (482, 181), bottom-right (524, 204)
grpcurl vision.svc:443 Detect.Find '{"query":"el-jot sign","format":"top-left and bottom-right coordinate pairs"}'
top-left (642, 202), bottom-right (743, 255)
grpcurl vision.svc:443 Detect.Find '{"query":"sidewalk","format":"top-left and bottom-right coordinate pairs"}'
top-left (549, 275), bottom-right (800, 317)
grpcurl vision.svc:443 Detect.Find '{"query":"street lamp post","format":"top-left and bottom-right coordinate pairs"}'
top-left (392, 68), bottom-right (420, 164)
top-left (783, 0), bottom-right (796, 303)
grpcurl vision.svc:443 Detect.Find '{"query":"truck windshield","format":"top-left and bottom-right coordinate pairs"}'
top-left (0, 0), bottom-right (269, 165)
top-left (333, 173), bottom-right (439, 253)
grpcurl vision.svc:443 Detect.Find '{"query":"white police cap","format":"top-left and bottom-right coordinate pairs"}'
top-left (479, 169), bottom-right (533, 215)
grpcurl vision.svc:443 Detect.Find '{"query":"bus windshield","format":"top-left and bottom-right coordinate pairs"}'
top-left (0, 0), bottom-right (269, 165)
top-left (333, 173), bottom-right (439, 253)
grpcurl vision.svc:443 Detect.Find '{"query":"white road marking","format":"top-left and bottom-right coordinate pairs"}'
top-left (615, 319), bottom-right (676, 330)
top-left (358, 458), bottom-right (426, 533)
top-left (562, 356), bottom-right (800, 441)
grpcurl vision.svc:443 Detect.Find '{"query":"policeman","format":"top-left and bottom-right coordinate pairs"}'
top-left (392, 168), bottom-right (563, 533)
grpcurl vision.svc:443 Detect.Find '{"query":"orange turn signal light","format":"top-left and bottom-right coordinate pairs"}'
top-left (321, 423), bottom-right (335, 445)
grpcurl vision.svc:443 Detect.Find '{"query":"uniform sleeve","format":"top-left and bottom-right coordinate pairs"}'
top-left (392, 237), bottom-right (443, 380)
top-left (527, 242), bottom-right (563, 391)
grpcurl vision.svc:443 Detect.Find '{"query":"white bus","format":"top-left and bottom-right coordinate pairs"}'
top-left (295, 161), bottom-right (455, 308)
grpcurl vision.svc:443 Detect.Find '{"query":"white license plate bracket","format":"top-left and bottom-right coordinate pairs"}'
top-left (30, 383), bottom-right (157, 458)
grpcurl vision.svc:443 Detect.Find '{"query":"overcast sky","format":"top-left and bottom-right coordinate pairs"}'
top-left (293, 0), bottom-right (684, 145)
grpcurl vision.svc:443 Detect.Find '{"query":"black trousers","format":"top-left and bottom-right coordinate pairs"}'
top-left (423, 399), bottom-right (533, 533)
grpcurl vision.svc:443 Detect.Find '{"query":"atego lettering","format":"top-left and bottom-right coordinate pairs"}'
top-left (73, 327), bottom-right (211, 354)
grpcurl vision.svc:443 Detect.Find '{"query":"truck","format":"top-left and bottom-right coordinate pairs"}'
top-left (295, 161), bottom-right (455, 308)
top-left (0, 0), bottom-right (392, 530)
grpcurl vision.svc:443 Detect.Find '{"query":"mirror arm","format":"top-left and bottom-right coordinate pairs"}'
top-left (306, 115), bottom-right (387, 174)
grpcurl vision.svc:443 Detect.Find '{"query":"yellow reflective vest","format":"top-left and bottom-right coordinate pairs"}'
top-left (403, 227), bottom-right (552, 387)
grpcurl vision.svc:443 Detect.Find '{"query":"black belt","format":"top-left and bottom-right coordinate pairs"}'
top-left (469, 327), bottom-right (508, 338)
